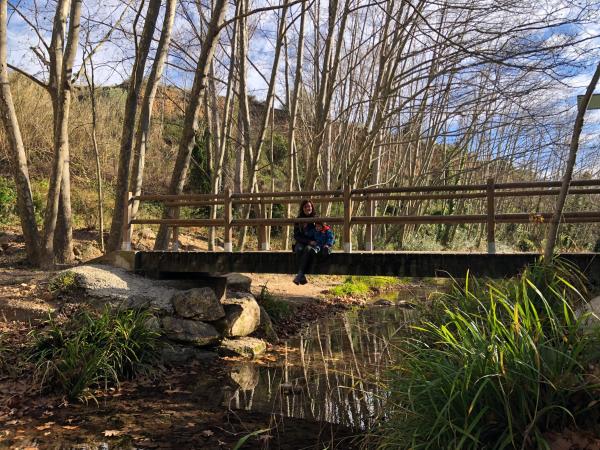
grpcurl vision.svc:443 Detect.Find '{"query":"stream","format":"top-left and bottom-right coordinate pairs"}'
top-left (219, 298), bottom-right (417, 430)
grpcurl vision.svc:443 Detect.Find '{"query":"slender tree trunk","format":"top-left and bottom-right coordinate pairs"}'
top-left (544, 62), bottom-right (600, 260)
top-left (83, 53), bottom-right (105, 251)
top-left (131, 0), bottom-right (177, 219)
top-left (0, 0), bottom-right (40, 264)
top-left (108, 0), bottom-right (162, 251)
top-left (154, 0), bottom-right (228, 250)
top-left (41, 0), bottom-right (82, 267)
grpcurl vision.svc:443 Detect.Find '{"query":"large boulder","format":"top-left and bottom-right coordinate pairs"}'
top-left (220, 337), bottom-right (267, 358)
top-left (171, 288), bottom-right (225, 321)
top-left (55, 265), bottom-right (175, 314)
top-left (576, 296), bottom-right (600, 328)
top-left (161, 316), bottom-right (221, 347)
top-left (258, 306), bottom-right (279, 343)
top-left (225, 273), bottom-right (252, 292)
top-left (219, 292), bottom-right (261, 337)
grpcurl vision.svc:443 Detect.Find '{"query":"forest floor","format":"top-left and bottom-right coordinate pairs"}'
top-left (0, 228), bottom-right (365, 449)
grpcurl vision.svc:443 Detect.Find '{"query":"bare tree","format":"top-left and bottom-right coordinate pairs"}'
top-left (154, 0), bottom-right (228, 249)
top-left (108, 0), bottom-right (162, 251)
top-left (544, 62), bottom-right (600, 259)
top-left (0, 0), bottom-right (40, 264)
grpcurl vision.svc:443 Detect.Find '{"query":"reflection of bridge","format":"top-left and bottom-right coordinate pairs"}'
top-left (117, 179), bottom-right (600, 280)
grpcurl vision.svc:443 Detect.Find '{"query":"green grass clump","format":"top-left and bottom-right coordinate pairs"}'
top-left (48, 271), bottom-right (78, 295)
top-left (329, 276), bottom-right (399, 297)
top-left (29, 308), bottom-right (161, 401)
top-left (372, 260), bottom-right (600, 449)
top-left (256, 284), bottom-right (291, 322)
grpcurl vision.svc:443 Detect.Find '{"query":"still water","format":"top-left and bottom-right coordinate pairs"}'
top-left (220, 301), bottom-right (416, 429)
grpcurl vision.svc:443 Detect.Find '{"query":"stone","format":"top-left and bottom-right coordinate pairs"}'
top-left (225, 273), bottom-right (252, 292)
top-left (396, 299), bottom-right (416, 309)
top-left (258, 306), bottom-right (279, 343)
top-left (220, 293), bottom-right (261, 337)
top-left (219, 337), bottom-right (267, 358)
top-left (61, 265), bottom-right (175, 314)
top-left (576, 296), bottom-right (600, 328)
top-left (161, 316), bottom-right (221, 347)
top-left (228, 363), bottom-right (259, 390)
top-left (171, 287), bottom-right (225, 321)
top-left (374, 298), bottom-right (393, 306)
top-left (160, 344), bottom-right (217, 365)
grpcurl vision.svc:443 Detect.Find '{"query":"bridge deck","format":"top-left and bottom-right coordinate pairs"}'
top-left (133, 251), bottom-right (600, 282)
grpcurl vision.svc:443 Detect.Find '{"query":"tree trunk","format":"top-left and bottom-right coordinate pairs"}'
top-left (0, 0), bottom-right (40, 264)
top-left (154, 0), bottom-right (228, 250)
top-left (131, 0), bottom-right (177, 219)
top-left (544, 62), bottom-right (600, 260)
top-left (41, 0), bottom-right (82, 267)
top-left (108, 0), bottom-right (162, 251)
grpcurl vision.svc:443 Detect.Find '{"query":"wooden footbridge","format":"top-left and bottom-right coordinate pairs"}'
top-left (117, 179), bottom-right (600, 282)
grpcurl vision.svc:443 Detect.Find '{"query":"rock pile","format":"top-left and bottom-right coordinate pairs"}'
top-left (52, 265), bottom-right (272, 361)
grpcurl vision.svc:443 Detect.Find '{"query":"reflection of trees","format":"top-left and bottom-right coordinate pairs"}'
top-left (223, 304), bottom-right (416, 429)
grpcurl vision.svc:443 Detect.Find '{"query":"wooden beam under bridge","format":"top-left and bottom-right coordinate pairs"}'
top-left (133, 251), bottom-right (600, 284)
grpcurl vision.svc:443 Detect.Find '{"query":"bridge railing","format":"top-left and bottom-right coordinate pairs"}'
top-left (121, 179), bottom-right (600, 253)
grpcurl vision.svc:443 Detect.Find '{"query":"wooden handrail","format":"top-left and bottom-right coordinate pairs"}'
top-left (122, 178), bottom-right (600, 254)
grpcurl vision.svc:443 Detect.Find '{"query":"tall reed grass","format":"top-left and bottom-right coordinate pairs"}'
top-left (29, 307), bottom-right (161, 401)
top-left (371, 260), bottom-right (600, 449)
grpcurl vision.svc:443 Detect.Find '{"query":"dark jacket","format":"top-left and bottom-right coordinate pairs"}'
top-left (293, 222), bottom-right (316, 246)
top-left (308, 225), bottom-right (335, 248)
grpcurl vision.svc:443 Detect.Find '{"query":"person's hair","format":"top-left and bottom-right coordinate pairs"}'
top-left (297, 199), bottom-right (317, 218)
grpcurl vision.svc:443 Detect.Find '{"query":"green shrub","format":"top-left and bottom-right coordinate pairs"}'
top-left (256, 284), bottom-right (291, 322)
top-left (329, 276), bottom-right (399, 297)
top-left (0, 177), bottom-right (16, 223)
top-left (372, 261), bottom-right (600, 449)
top-left (29, 308), bottom-right (161, 401)
top-left (48, 271), bottom-right (78, 295)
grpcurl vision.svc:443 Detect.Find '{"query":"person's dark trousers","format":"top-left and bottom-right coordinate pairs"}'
top-left (294, 243), bottom-right (315, 280)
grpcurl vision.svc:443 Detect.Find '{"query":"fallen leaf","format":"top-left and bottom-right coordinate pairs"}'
top-left (103, 429), bottom-right (124, 437)
top-left (164, 388), bottom-right (191, 395)
top-left (200, 429), bottom-right (214, 438)
top-left (62, 425), bottom-right (79, 430)
top-left (35, 422), bottom-right (55, 431)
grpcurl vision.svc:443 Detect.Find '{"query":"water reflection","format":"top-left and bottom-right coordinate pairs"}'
top-left (223, 304), bottom-right (416, 429)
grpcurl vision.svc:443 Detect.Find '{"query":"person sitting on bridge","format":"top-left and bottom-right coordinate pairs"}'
top-left (308, 221), bottom-right (335, 256)
top-left (293, 199), bottom-right (317, 285)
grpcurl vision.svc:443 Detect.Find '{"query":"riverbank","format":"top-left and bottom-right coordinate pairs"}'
top-left (0, 230), bottom-right (408, 449)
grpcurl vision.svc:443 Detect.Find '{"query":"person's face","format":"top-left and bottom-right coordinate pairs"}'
top-left (315, 223), bottom-right (323, 231)
top-left (303, 202), bottom-right (313, 215)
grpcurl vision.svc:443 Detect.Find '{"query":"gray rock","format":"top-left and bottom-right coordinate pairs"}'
top-left (61, 265), bottom-right (175, 314)
top-left (161, 316), bottom-right (221, 346)
top-left (374, 298), bottom-right (393, 306)
top-left (576, 296), bottom-right (600, 329)
top-left (258, 306), bottom-right (279, 343)
top-left (228, 363), bottom-right (259, 390)
top-left (225, 273), bottom-right (252, 292)
top-left (220, 293), bottom-right (261, 337)
top-left (219, 337), bottom-right (267, 358)
top-left (171, 287), bottom-right (225, 321)
top-left (396, 299), bottom-right (416, 309)
top-left (160, 344), bottom-right (217, 365)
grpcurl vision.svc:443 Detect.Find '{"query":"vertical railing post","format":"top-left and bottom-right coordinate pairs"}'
top-left (258, 201), bottom-right (268, 251)
top-left (365, 195), bottom-right (373, 251)
top-left (487, 177), bottom-right (496, 254)
top-left (343, 182), bottom-right (352, 253)
top-left (121, 191), bottom-right (133, 251)
top-left (224, 188), bottom-right (233, 252)
top-left (171, 205), bottom-right (180, 251)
